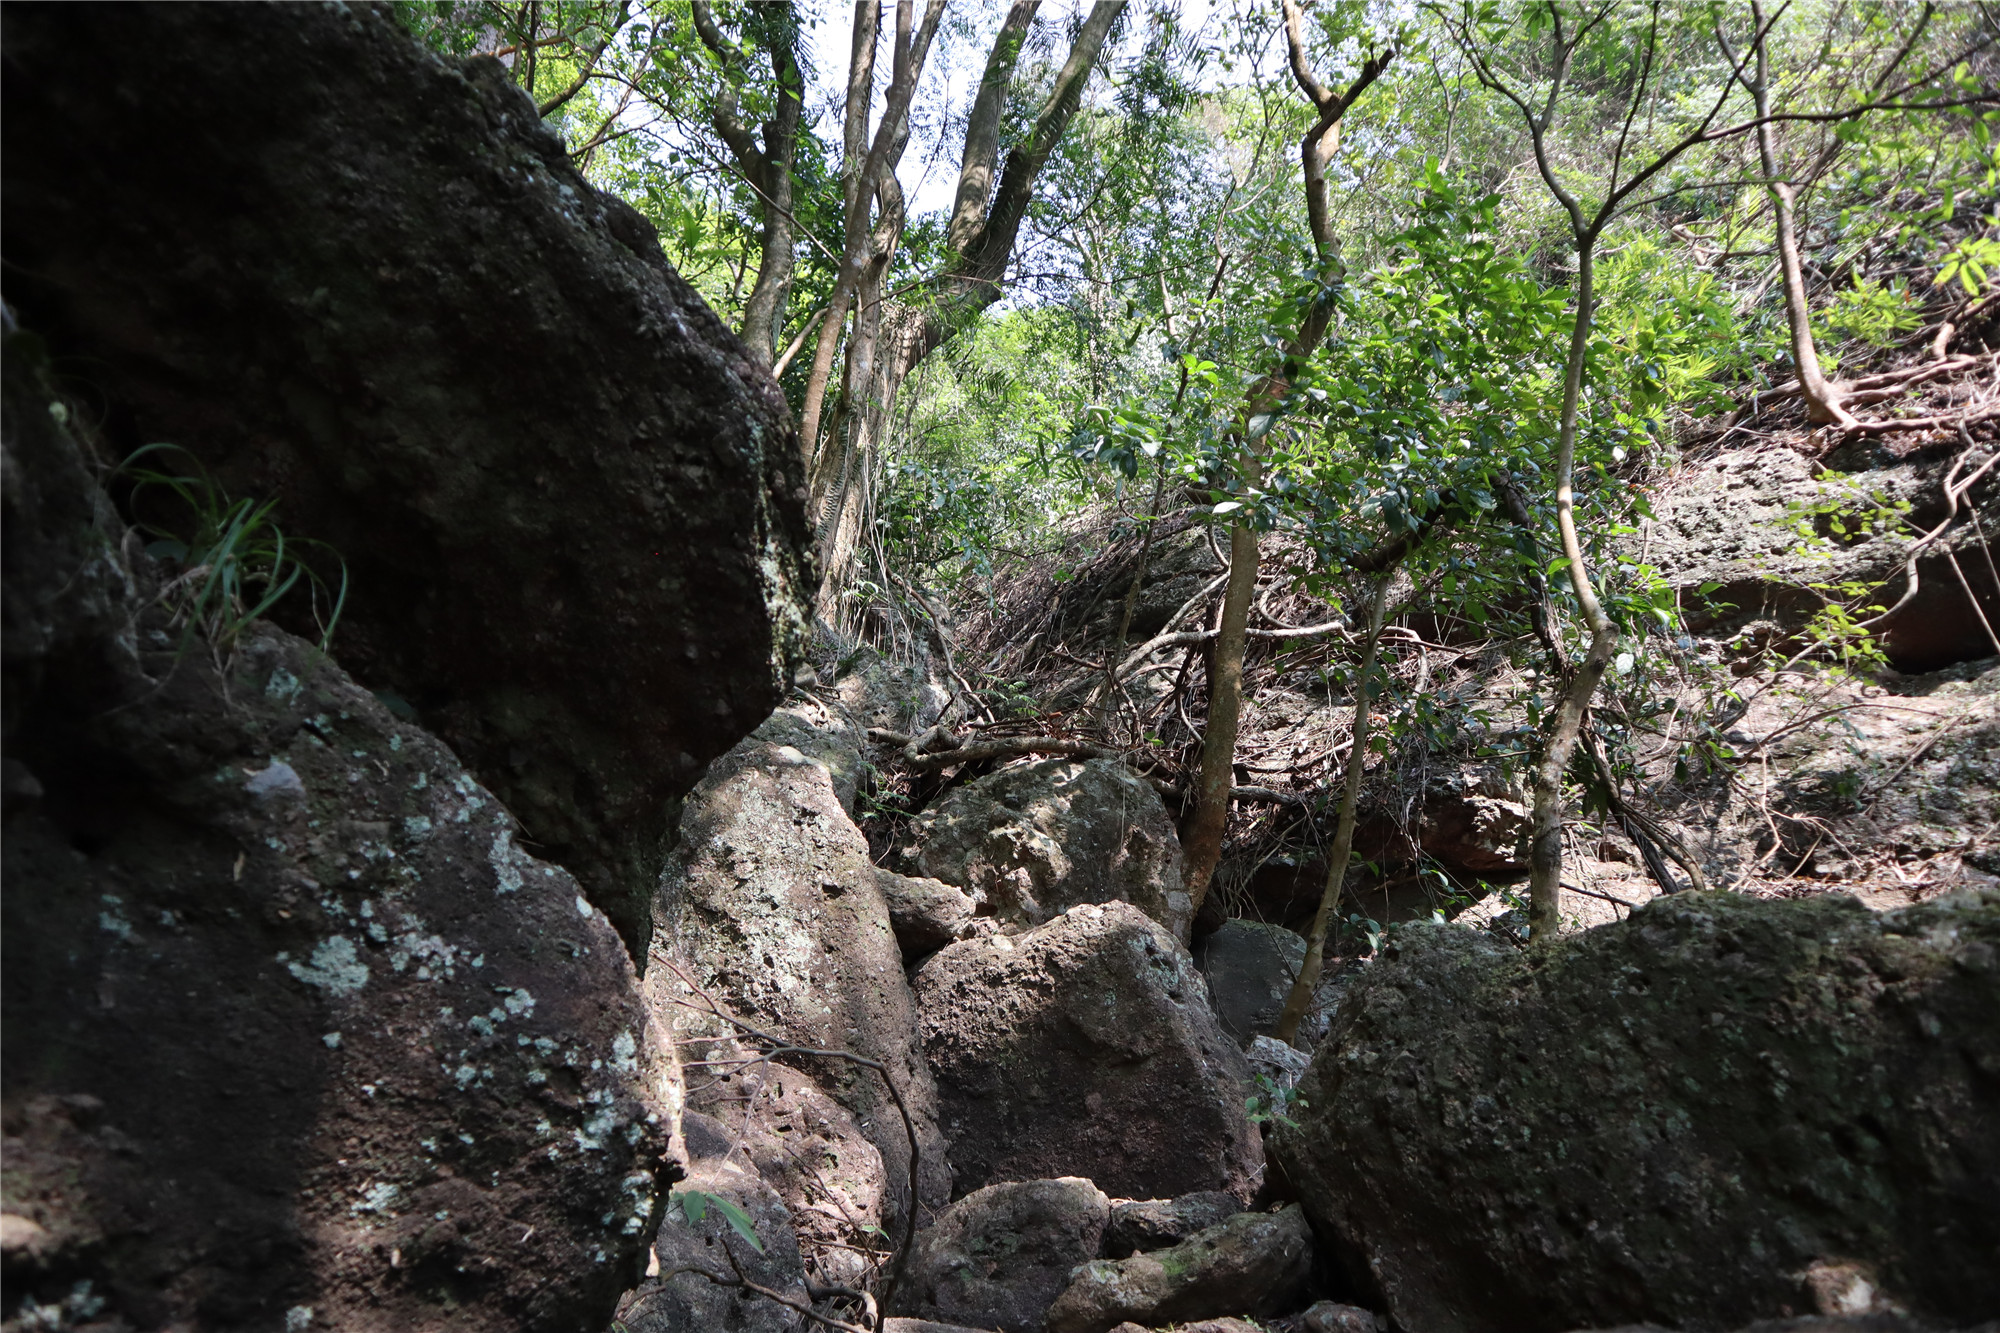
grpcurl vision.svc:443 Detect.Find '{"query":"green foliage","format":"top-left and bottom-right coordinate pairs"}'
top-left (669, 1188), bottom-right (763, 1253)
top-left (1937, 233), bottom-right (2000, 297)
top-left (118, 444), bottom-right (347, 652)
top-left (1819, 276), bottom-right (1923, 347)
top-left (1244, 1072), bottom-right (1308, 1129)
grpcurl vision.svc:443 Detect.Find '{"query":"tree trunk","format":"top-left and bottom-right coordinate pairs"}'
top-left (1272, 569), bottom-right (1392, 1046)
top-left (1526, 239), bottom-right (1617, 942)
top-left (1180, 521), bottom-right (1258, 918)
top-left (798, 0), bottom-right (944, 468)
top-left (809, 0), bottom-right (1127, 607)
top-left (1748, 0), bottom-right (1852, 428)
top-left (1181, 8), bottom-right (1393, 920)
top-left (690, 1), bottom-right (802, 366)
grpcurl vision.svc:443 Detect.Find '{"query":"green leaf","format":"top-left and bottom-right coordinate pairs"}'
top-left (709, 1193), bottom-right (765, 1254)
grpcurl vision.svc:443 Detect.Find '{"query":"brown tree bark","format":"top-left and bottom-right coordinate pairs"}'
top-left (810, 1), bottom-right (1127, 611)
top-left (1744, 1), bottom-right (1855, 428)
top-left (797, 0), bottom-right (944, 471)
top-left (690, 1), bottom-right (803, 366)
top-left (1180, 0), bottom-right (1392, 922)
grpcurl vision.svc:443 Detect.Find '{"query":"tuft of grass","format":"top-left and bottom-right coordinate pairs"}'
top-left (118, 443), bottom-right (348, 651)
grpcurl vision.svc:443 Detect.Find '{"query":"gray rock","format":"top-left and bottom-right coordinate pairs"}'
top-left (836, 644), bottom-right (951, 736)
top-left (1104, 1191), bottom-right (1242, 1258)
top-left (753, 698), bottom-right (869, 816)
top-left (1044, 1205), bottom-right (1318, 1333)
top-left (625, 1147), bottom-right (809, 1333)
top-left (901, 758), bottom-right (1192, 941)
top-left (1195, 920), bottom-right (1308, 1044)
top-left (1413, 767), bottom-right (1532, 877)
top-left (1564, 1322), bottom-right (1968, 1333)
top-left (876, 869), bottom-right (988, 963)
top-left (0, 360), bottom-right (680, 1332)
top-left (913, 902), bottom-right (1260, 1201)
top-left (1270, 891), bottom-right (2000, 1333)
top-left (1245, 1034), bottom-right (1312, 1086)
top-left (648, 736), bottom-right (951, 1233)
top-left (892, 1177), bottom-right (1111, 1333)
top-left (1643, 443), bottom-right (2000, 672)
top-left (1, 3), bottom-right (814, 957)
top-left (1298, 1301), bottom-right (1387, 1333)
top-left (883, 1320), bottom-right (1005, 1333)
top-left (680, 1070), bottom-right (888, 1288)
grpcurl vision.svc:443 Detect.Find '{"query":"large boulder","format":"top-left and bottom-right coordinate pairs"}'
top-left (876, 869), bottom-right (988, 964)
top-left (1044, 1205), bottom-right (1318, 1333)
top-left (0, 355), bottom-right (680, 1331)
top-left (648, 736), bottom-right (952, 1234)
top-left (899, 758), bottom-right (1192, 941)
top-left (1195, 920), bottom-right (1308, 1045)
top-left (912, 902), bottom-right (1260, 1201)
top-left (1271, 891), bottom-right (2000, 1333)
top-left (892, 1178), bottom-right (1111, 1333)
top-left (0, 3), bottom-right (813, 955)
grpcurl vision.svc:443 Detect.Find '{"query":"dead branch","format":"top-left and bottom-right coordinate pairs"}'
top-left (1862, 428), bottom-right (2000, 628)
top-left (1844, 403), bottom-right (2000, 435)
top-left (901, 735), bottom-right (1122, 770)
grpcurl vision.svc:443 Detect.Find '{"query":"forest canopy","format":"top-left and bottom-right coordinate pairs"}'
top-left (396, 0), bottom-right (1997, 935)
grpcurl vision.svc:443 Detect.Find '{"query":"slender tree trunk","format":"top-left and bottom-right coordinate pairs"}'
top-left (1180, 522), bottom-right (1258, 920)
top-left (1748, 0), bottom-right (1851, 427)
top-left (1181, 9), bottom-right (1393, 921)
top-left (1272, 569), bottom-right (1392, 1047)
top-left (810, 0), bottom-right (1127, 605)
top-left (738, 43), bottom-right (802, 364)
top-left (798, 0), bottom-right (943, 469)
top-left (691, 1), bottom-right (803, 366)
top-left (1526, 239), bottom-right (1617, 942)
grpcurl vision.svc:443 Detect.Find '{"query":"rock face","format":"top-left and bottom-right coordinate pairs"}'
top-left (877, 870), bottom-right (988, 963)
top-left (1044, 1205), bottom-right (1318, 1333)
top-left (620, 1113), bottom-right (810, 1333)
top-left (900, 758), bottom-right (1192, 940)
top-left (752, 697), bottom-right (870, 817)
top-left (1195, 921), bottom-right (1308, 1045)
top-left (0, 357), bottom-right (680, 1331)
top-left (0, 3), bottom-right (813, 954)
top-left (913, 902), bottom-right (1260, 1200)
top-left (893, 1178), bottom-right (1111, 1333)
top-left (1644, 443), bottom-right (1999, 672)
top-left (1271, 891), bottom-right (2000, 1333)
top-left (1411, 768), bottom-right (1531, 877)
top-left (648, 735), bottom-right (952, 1234)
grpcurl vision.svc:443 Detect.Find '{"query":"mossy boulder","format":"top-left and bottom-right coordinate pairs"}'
top-left (1, 2), bottom-right (813, 956)
top-left (1271, 890), bottom-right (2000, 1333)
top-left (1, 345), bottom-right (680, 1332)
top-left (912, 902), bottom-right (1260, 1201)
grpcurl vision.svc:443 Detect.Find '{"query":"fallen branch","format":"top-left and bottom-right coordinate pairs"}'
top-left (1843, 403), bottom-right (2000, 435)
top-left (1151, 782), bottom-right (1310, 808)
top-left (904, 735), bottom-right (1122, 771)
top-left (1733, 351), bottom-right (1995, 418)
top-left (642, 1252), bottom-right (875, 1333)
top-left (1111, 572), bottom-right (1231, 680)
